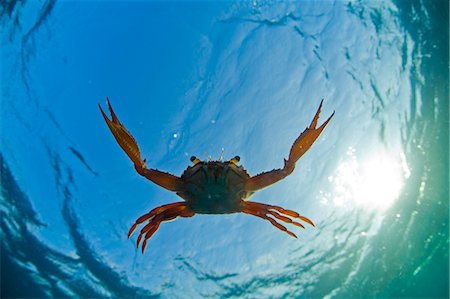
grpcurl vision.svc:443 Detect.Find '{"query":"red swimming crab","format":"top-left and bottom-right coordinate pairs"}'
top-left (99, 98), bottom-right (334, 253)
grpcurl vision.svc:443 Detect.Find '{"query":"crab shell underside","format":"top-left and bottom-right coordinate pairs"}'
top-left (178, 161), bottom-right (253, 214)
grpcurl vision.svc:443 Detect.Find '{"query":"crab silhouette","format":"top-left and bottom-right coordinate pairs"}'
top-left (99, 98), bottom-right (334, 253)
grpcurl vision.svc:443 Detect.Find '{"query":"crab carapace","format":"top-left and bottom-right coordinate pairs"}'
top-left (99, 98), bottom-right (334, 253)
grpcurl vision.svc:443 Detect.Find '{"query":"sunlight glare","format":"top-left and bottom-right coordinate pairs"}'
top-left (326, 148), bottom-right (406, 211)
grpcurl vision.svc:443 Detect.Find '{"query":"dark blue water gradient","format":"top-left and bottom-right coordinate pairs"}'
top-left (1, 152), bottom-right (157, 298)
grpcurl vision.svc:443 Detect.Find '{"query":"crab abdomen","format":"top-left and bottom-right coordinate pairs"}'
top-left (177, 162), bottom-right (253, 214)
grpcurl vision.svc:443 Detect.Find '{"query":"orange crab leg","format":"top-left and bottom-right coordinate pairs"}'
top-left (242, 201), bottom-right (314, 238)
top-left (127, 202), bottom-right (185, 238)
top-left (128, 202), bottom-right (195, 253)
top-left (243, 206), bottom-right (298, 238)
top-left (99, 97), bottom-right (184, 191)
top-left (250, 201), bottom-right (315, 227)
top-left (245, 99), bottom-right (334, 191)
top-left (267, 211), bottom-right (305, 229)
top-left (141, 207), bottom-right (195, 254)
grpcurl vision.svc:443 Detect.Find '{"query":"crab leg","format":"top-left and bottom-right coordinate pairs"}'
top-left (243, 206), bottom-right (298, 238)
top-left (242, 201), bottom-right (314, 238)
top-left (141, 207), bottom-right (195, 254)
top-left (250, 201), bottom-right (315, 227)
top-left (99, 97), bottom-right (184, 191)
top-left (127, 202), bottom-right (185, 238)
top-left (128, 202), bottom-right (195, 253)
top-left (245, 99), bottom-right (334, 191)
top-left (267, 211), bottom-right (305, 229)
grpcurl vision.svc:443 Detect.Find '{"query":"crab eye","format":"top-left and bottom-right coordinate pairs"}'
top-left (230, 156), bottom-right (240, 164)
top-left (190, 156), bottom-right (201, 164)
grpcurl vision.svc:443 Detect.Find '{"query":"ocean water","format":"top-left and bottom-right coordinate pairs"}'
top-left (1, 1), bottom-right (448, 298)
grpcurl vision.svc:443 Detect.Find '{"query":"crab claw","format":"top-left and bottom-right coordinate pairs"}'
top-left (245, 99), bottom-right (334, 192)
top-left (99, 97), bottom-right (145, 169)
top-left (286, 99), bottom-right (334, 170)
top-left (100, 98), bottom-right (185, 192)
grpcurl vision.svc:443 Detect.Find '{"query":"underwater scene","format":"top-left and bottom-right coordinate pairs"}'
top-left (1, 0), bottom-right (448, 298)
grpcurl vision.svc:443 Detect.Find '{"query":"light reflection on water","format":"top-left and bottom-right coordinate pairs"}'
top-left (323, 147), bottom-right (407, 211)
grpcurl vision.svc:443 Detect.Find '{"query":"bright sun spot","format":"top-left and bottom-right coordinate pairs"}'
top-left (323, 147), bottom-right (407, 211)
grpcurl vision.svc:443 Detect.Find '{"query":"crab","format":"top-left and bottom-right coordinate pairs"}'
top-left (99, 98), bottom-right (334, 253)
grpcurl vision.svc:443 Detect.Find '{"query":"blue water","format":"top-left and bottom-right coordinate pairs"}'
top-left (1, 1), bottom-right (448, 298)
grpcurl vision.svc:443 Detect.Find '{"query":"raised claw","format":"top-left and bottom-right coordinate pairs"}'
top-left (286, 99), bottom-right (334, 170)
top-left (99, 97), bottom-right (145, 169)
top-left (245, 99), bottom-right (334, 192)
top-left (100, 98), bottom-right (184, 191)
